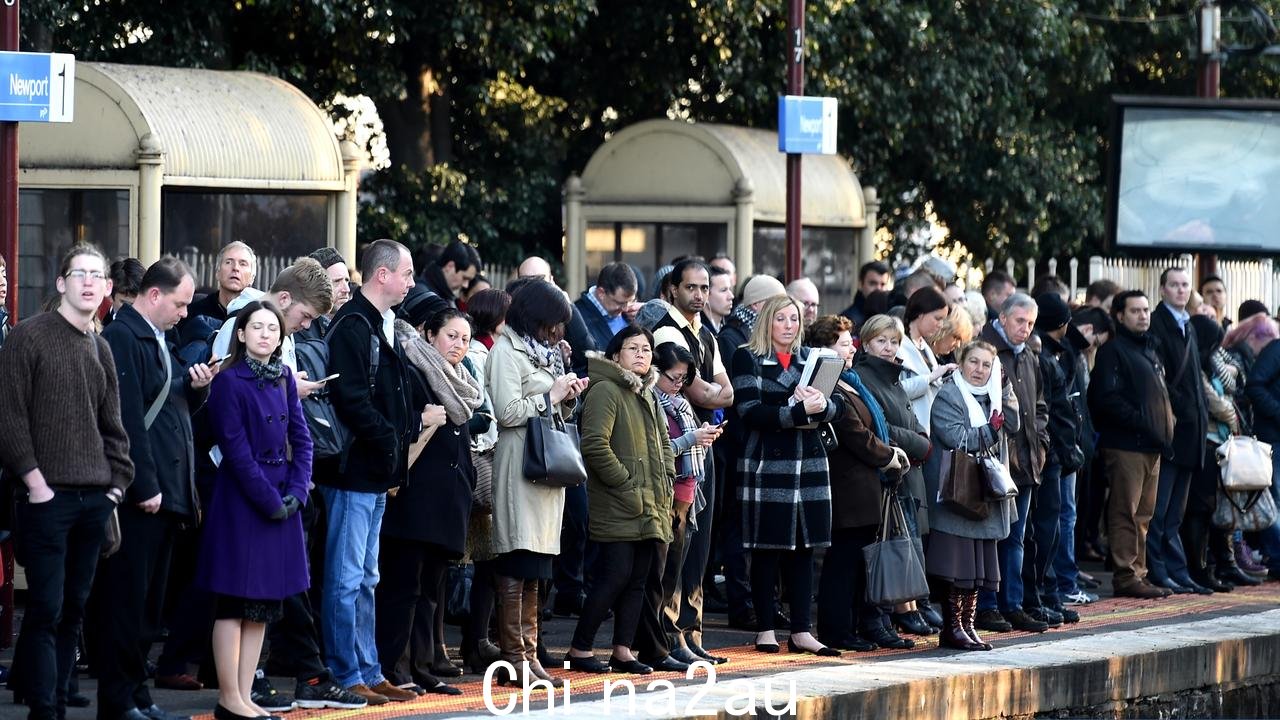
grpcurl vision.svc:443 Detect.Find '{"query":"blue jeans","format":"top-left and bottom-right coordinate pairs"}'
top-left (1147, 461), bottom-right (1193, 583)
top-left (1252, 454), bottom-right (1280, 573)
top-left (320, 487), bottom-right (386, 689)
top-left (1053, 471), bottom-right (1081, 597)
top-left (1028, 463), bottom-right (1062, 608)
top-left (979, 487), bottom-right (1033, 613)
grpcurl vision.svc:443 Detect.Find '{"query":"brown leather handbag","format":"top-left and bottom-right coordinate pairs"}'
top-left (939, 447), bottom-right (990, 521)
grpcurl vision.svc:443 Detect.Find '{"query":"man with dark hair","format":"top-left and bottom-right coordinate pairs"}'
top-left (1085, 279), bottom-right (1121, 311)
top-left (419, 241), bottom-right (480, 306)
top-left (1199, 275), bottom-right (1227, 326)
top-left (90, 256), bottom-right (216, 720)
top-left (318, 239), bottom-right (419, 705)
top-left (1145, 267), bottom-right (1210, 594)
top-left (104, 258), bottom-right (146, 328)
top-left (840, 260), bottom-right (891, 328)
top-left (709, 254), bottom-right (736, 289)
top-left (981, 271), bottom-right (1015, 322)
top-left (570, 262), bottom-right (637, 353)
top-left (646, 258), bottom-right (734, 668)
top-left (0, 244), bottom-right (134, 720)
top-left (1089, 290), bottom-right (1175, 599)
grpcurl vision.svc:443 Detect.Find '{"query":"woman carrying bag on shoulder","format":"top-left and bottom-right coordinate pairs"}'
top-left (732, 295), bottom-right (844, 657)
top-left (928, 340), bottom-right (1019, 651)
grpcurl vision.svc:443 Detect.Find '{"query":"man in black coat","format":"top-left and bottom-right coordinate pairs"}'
top-left (315, 239), bottom-right (419, 705)
top-left (417, 240), bottom-right (479, 309)
top-left (90, 257), bottom-right (214, 720)
top-left (1146, 267), bottom-right (1211, 594)
top-left (1088, 290), bottom-right (1175, 599)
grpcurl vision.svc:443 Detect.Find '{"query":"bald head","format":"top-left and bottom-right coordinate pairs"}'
top-left (518, 257), bottom-right (554, 284)
top-left (787, 277), bottom-right (820, 326)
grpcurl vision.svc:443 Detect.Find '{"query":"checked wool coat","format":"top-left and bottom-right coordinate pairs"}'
top-left (730, 345), bottom-right (844, 551)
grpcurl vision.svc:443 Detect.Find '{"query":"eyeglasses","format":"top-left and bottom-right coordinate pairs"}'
top-left (802, 301), bottom-right (819, 310)
top-left (662, 372), bottom-right (688, 385)
top-left (620, 344), bottom-right (652, 355)
top-left (64, 269), bottom-right (106, 283)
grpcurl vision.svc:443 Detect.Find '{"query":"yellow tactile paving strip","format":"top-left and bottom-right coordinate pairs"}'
top-left (193, 584), bottom-right (1280, 719)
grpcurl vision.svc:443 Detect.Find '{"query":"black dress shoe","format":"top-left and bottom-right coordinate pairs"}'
top-left (891, 611), bottom-right (937, 636)
top-left (214, 706), bottom-right (257, 720)
top-left (668, 647), bottom-right (702, 666)
top-left (824, 634), bottom-right (876, 652)
top-left (1172, 575), bottom-right (1214, 595)
top-left (564, 654), bottom-right (611, 673)
top-left (916, 600), bottom-right (944, 630)
top-left (687, 642), bottom-right (728, 665)
top-left (608, 657), bottom-right (652, 675)
top-left (1151, 577), bottom-right (1192, 594)
top-left (140, 705), bottom-right (192, 720)
top-left (862, 623), bottom-right (914, 649)
top-left (974, 609), bottom-right (1013, 633)
top-left (430, 658), bottom-right (464, 678)
top-left (649, 655), bottom-right (691, 673)
top-left (1004, 610), bottom-right (1048, 633)
top-left (1219, 567), bottom-right (1262, 587)
top-left (422, 680), bottom-right (462, 696)
top-left (787, 638), bottom-right (840, 657)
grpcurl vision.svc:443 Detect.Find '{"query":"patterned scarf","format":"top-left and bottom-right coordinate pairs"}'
top-left (245, 356), bottom-right (284, 381)
top-left (654, 387), bottom-right (706, 481)
top-left (520, 332), bottom-right (566, 378)
top-left (730, 302), bottom-right (759, 331)
top-left (1212, 347), bottom-right (1238, 396)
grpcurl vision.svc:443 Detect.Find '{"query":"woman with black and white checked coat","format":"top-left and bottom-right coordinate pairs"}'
top-left (731, 295), bottom-right (844, 657)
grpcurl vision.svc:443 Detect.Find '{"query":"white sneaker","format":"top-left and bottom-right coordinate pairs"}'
top-left (1064, 589), bottom-right (1099, 605)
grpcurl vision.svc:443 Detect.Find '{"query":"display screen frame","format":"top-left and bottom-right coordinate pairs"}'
top-left (1106, 94), bottom-right (1280, 254)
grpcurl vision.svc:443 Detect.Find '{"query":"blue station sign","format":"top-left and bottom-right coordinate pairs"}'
top-left (778, 95), bottom-right (837, 155)
top-left (0, 51), bottom-right (75, 123)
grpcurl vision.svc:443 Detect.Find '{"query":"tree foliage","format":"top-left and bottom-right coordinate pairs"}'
top-left (21, 1), bottom-right (1280, 267)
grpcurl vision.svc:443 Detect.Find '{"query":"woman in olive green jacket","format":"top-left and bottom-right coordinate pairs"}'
top-left (565, 325), bottom-right (679, 675)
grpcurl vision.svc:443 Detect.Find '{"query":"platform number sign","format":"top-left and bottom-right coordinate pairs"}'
top-left (0, 51), bottom-right (75, 123)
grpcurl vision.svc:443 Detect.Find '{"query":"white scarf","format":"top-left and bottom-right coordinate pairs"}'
top-left (951, 359), bottom-right (1003, 428)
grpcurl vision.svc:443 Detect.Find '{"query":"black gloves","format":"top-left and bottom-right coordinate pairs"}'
top-left (271, 495), bottom-right (302, 520)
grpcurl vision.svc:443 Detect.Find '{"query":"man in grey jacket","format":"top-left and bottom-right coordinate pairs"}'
top-left (975, 293), bottom-right (1052, 634)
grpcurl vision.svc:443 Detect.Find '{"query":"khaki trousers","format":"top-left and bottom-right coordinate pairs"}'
top-left (1103, 449), bottom-right (1161, 587)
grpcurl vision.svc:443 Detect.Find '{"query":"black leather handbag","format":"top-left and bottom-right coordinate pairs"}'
top-left (523, 403), bottom-right (587, 488)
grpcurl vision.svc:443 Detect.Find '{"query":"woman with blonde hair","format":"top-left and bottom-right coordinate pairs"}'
top-left (929, 304), bottom-right (975, 365)
top-left (731, 295), bottom-right (843, 656)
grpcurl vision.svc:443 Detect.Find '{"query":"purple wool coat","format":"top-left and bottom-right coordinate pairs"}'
top-left (197, 362), bottom-right (314, 601)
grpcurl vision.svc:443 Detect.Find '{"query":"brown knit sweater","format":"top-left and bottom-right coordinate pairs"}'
top-left (0, 311), bottom-right (133, 492)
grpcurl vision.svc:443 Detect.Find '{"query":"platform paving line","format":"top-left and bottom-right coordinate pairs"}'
top-left (491, 608), bottom-right (1280, 719)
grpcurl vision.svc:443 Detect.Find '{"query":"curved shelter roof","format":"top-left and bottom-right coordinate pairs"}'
top-left (579, 119), bottom-right (865, 228)
top-left (21, 62), bottom-right (344, 189)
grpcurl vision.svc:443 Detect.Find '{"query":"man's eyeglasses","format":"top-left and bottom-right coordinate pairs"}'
top-left (65, 269), bottom-right (106, 283)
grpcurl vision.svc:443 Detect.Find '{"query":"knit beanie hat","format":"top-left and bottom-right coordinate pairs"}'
top-left (1034, 292), bottom-right (1071, 331)
top-left (740, 275), bottom-right (787, 309)
top-left (309, 247), bottom-right (346, 269)
top-left (1238, 299), bottom-right (1269, 322)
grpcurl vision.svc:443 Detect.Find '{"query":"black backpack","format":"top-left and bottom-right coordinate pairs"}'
top-left (294, 314), bottom-right (380, 461)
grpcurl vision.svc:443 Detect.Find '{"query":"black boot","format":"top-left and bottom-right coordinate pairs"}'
top-left (938, 589), bottom-right (982, 651)
top-left (1214, 530), bottom-right (1262, 587)
top-left (1185, 514), bottom-right (1231, 592)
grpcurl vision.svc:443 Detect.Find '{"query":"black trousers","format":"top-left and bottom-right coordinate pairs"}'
top-left (464, 560), bottom-right (496, 649)
top-left (266, 498), bottom-right (328, 683)
top-left (751, 546), bottom-right (814, 633)
top-left (816, 526), bottom-right (877, 643)
top-left (13, 490), bottom-right (113, 720)
top-left (85, 506), bottom-right (179, 720)
top-left (155, 526), bottom-right (211, 678)
top-left (572, 540), bottom-right (661, 652)
top-left (374, 537), bottom-right (447, 686)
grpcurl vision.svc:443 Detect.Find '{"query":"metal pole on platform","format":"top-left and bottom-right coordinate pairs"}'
top-left (784, 0), bottom-right (804, 283)
top-left (1197, 0), bottom-right (1221, 282)
top-left (1, 0), bottom-right (18, 321)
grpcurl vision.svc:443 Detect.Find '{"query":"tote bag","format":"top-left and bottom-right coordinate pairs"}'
top-left (939, 448), bottom-right (989, 520)
top-left (523, 404), bottom-right (587, 488)
top-left (864, 492), bottom-right (931, 606)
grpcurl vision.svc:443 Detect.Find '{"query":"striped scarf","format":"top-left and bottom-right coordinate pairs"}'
top-left (730, 302), bottom-right (758, 331)
top-left (654, 387), bottom-right (705, 481)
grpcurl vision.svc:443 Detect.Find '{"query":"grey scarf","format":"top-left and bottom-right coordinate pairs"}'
top-left (397, 320), bottom-right (482, 426)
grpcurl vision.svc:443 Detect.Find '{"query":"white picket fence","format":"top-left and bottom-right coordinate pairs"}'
top-left (982, 255), bottom-right (1279, 323)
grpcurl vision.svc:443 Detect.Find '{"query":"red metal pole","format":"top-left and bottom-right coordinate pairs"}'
top-left (1, 0), bottom-right (18, 321)
top-left (784, 0), bottom-right (804, 283)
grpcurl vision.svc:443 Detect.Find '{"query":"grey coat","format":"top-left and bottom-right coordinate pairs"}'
top-left (927, 381), bottom-right (1020, 540)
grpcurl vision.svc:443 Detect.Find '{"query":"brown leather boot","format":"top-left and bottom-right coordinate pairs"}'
top-left (496, 575), bottom-right (529, 686)
top-left (960, 589), bottom-right (992, 650)
top-left (938, 588), bottom-right (983, 651)
top-left (521, 580), bottom-right (564, 687)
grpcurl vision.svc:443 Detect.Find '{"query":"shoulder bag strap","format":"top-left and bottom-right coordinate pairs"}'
top-left (143, 336), bottom-right (171, 431)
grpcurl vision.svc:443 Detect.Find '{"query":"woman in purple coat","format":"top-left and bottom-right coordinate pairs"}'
top-left (197, 300), bottom-right (314, 720)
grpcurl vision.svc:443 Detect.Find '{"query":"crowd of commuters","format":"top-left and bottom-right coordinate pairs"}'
top-left (0, 241), bottom-right (1278, 720)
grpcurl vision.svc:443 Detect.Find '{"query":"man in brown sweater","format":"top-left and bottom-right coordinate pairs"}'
top-left (0, 243), bottom-right (133, 720)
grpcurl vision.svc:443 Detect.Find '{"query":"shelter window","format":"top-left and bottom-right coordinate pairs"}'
top-left (585, 222), bottom-right (726, 300)
top-left (162, 190), bottom-right (327, 292)
top-left (18, 188), bottom-right (129, 318)
top-left (753, 224), bottom-right (855, 314)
